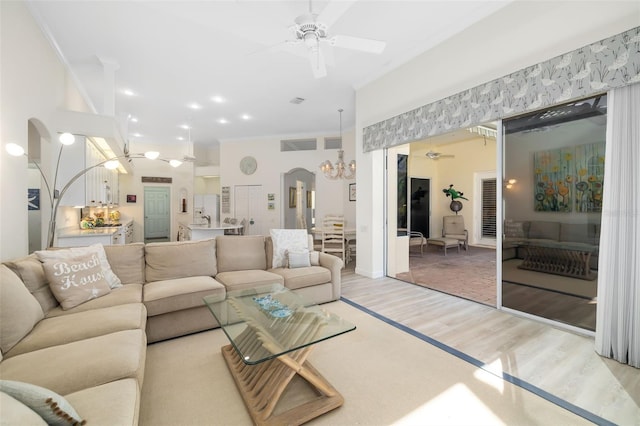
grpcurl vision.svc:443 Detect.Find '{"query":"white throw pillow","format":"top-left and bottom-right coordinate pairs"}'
top-left (270, 229), bottom-right (309, 268)
top-left (287, 249), bottom-right (311, 268)
top-left (36, 244), bottom-right (122, 289)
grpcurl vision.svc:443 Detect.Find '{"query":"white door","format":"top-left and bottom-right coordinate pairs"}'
top-left (144, 186), bottom-right (170, 241)
top-left (234, 185), bottom-right (263, 235)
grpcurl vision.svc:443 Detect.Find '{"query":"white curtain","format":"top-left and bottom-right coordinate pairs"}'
top-left (595, 83), bottom-right (640, 368)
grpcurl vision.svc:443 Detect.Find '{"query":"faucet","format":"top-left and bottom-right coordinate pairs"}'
top-left (202, 215), bottom-right (211, 227)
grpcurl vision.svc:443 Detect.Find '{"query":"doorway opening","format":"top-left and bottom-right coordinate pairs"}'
top-left (144, 186), bottom-right (170, 243)
top-left (387, 124), bottom-right (498, 307)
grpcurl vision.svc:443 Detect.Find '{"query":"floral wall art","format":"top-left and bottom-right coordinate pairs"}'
top-left (533, 142), bottom-right (605, 213)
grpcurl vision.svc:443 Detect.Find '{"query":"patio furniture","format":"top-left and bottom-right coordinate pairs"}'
top-left (443, 215), bottom-right (468, 250)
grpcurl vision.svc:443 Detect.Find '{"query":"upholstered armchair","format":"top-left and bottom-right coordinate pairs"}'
top-left (442, 215), bottom-right (468, 250)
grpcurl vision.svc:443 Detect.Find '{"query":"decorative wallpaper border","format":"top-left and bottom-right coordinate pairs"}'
top-left (363, 26), bottom-right (640, 152)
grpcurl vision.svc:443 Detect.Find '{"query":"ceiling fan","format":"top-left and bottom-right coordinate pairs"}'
top-left (426, 150), bottom-right (455, 160)
top-left (286, 0), bottom-right (387, 78)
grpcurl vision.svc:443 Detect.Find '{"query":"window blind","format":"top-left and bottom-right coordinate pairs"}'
top-left (481, 179), bottom-right (497, 238)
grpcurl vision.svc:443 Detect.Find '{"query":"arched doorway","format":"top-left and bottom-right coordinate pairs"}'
top-left (283, 168), bottom-right (315, 232)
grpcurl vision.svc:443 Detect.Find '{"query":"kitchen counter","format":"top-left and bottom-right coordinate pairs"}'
top-left (57, 220), bottom-right (133, 246)
top-left (180, 222), bottom-right (243, 240)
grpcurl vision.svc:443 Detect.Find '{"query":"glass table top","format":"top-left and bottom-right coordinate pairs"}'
top-left (203, 284), bottom-right (356, 365)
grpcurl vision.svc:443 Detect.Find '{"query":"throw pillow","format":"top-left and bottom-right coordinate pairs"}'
top-left (36, 244), bottom-right (122, 289)
top-left (504, 221), bottom-right (525, 238)
top-left (0, 380), bottom-right (86, 426)
top-left (287, 249), bottom-right (311, 268)
top-left (309, 250), bottom-right (320, 266)
top-left (41, 252), bottom-right (111, 310)
top-left (270, 229), bottom-right (309, 268)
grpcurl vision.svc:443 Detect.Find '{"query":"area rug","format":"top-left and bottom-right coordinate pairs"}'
top-left (502, 259), bottom-right (597, 299)
top-left (139, 301), bottom-right (592, 425)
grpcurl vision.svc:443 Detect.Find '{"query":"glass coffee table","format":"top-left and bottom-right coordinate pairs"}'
top-left (204, 284), bottom-right (355, 426)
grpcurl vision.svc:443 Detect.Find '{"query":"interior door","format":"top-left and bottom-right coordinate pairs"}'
top-left (234, 185), bottom-right (263, 235)
top-left (410, 178), bottom-right (430, 238)
top-left (144, 186), bottom-right (170, 241)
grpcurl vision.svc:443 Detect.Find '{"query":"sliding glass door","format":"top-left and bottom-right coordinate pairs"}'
top-left (502, 94), bottom-right (607, 331)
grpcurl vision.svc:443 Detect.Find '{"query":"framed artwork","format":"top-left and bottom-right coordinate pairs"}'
top-left (126, 194), bottom-right (137, 203)
top-left (288, 187), bottom-right (296, 208)
top-left (307, 190), bottom-right (312, 208)
top-left (349, 183), bottom-right (356, 202)
top-left (28, 188), bottom-right (40, 210)
top-left (268, 202), bottom-right (275, 210)
top-left (267, 193), bottom-right (275, 201)
top-left (533, 142), bottom-right (604, 212)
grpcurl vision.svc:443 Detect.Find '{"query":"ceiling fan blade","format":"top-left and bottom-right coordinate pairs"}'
top-left (329, 35), bottom-right (386, 54)
top-left (309, 48), bottom-right (327, 79)
top-left (317, 0), bottom-right (358, 27)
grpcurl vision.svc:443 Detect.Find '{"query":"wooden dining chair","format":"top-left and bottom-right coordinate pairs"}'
top-left (321, 215), bottom-right (349, 265)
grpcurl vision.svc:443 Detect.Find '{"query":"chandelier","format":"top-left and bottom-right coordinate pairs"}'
top-left (319, 109), bottom-right (356, 180)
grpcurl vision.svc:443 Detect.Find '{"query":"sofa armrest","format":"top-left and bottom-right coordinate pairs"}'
top-left (318, 252), bottom-right (342, 300)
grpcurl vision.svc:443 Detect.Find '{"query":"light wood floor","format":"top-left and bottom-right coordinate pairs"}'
top-left (340, 266), bottom-right (639, 425)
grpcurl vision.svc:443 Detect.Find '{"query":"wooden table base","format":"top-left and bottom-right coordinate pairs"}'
top-left (221, 344), bottom-right (344, 426)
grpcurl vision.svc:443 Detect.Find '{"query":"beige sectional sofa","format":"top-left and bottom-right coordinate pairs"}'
top-left (503, 220), bottom-right (601, 269)
top-left (0, 234), bottom-right (341, 425)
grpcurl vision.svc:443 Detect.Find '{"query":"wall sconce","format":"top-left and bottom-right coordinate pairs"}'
top-left (505, 178), bottom-right (517, 189)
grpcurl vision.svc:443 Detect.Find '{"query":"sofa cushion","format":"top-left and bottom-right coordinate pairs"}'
top-left (215, 270), bottom-right (284, 292)
top-left (45, 284), bottom-right (142, 318)
top-left (559, 223), bottom-right (598, 245)
top-left (4, 303), bottom-right (146, 358)
top-left (104, 243), bottom-right (146, 284)
top-left (36, 244), bottom-right (122, 289)
top-left (41, 252), bottom-right (112, 310)
top-left (270, 266), bottom-right (331, 290)
top-left (0, 265), bottom-right (44, 354)
top-left (0, 380), bottom-right (85, 426)
top-left (527, 221), bottom-right (560, 241)
top-left (0, 329), bottom-right (146, 396)
top-left (0, 391), bottom-right (47, 425)
top-left (270, 229), bottom-right (309, 268)
top-left (3, 254), bottom-right (58, 314)
top-left (145, 239), bottom-right (217, 282)
top-left (143, 276), bottom-right (225, 316)
top-left (504, 221), bottom-right (526, 238)
top-left (216, 236), bottom-right (267, 272)
top-left (65, 379), bottom-right (139, 426)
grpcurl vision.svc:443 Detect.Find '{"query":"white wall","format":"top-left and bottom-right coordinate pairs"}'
top-left (219, 129), bottom-right (356, 236)
top-left (355, 2), bottom-right (640, 278)
top-left (0, 1), bottom-right (93, 260)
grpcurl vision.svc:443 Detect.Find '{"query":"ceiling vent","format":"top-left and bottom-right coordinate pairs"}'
top-left (289, 97), bottom-right (305, 104)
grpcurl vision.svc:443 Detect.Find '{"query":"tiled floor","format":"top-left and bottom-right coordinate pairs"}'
top-left (395, 245), bottom-right (497, 306)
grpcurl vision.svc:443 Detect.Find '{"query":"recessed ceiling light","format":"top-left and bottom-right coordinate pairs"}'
top-left (179, 124), bottom-right (190, 130)
top-left (177, 136), bottom-right (184, 141)
top-left (129, 116), bottom-right (138, 123)
top-left (241, 114), bottom-right (251, 120)
top-left (131, 132), bottom-right (142, 137)
top-left (211, 95), bottom-right (226, 103)
top-left (218, 118), bottom-right (228, 124)
top-left (123, 89), bottom-right (136, 96)
top-left (189, 103), bottom-right (202, 110)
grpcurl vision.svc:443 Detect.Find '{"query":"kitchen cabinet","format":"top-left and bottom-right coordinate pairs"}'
top-left (57, 136), bottom-right (119, 207)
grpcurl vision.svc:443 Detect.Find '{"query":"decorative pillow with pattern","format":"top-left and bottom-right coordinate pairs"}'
top-left (41, 252), bottom-right (111, 310)
top-left (270, 229), bottom-right (309, 268)
top-left (36, 244), bottom-right (122, 289)
top-left (0, 380), bottom-right (86, 426)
